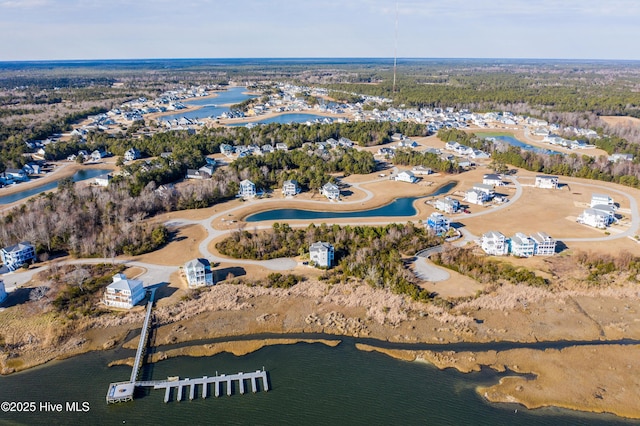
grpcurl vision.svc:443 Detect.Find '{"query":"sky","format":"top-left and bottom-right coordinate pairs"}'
top-left (1, 0), bottom-right (639, 61)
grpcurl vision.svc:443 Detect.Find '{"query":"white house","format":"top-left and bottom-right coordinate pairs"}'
top-left (103, 273), bottom-right (146, 309)
top-left (426, 212), bottom-right (450, 235)
top-left (0, 280), bottom-right (7, 304)
top-left (1, 241), bottom-right (36, 272)
top-left (411, 166), bottom-right (432, 176)
top-left (282, 179), bottom-right (300, 197)
top-left (482, 174), bottom-right (504, 186)
top-left (239, 179), bottom-right (256, 198)
top-left (94, 173), bottom-right (112, 187)
top-left (275, 143), bottom-right (288, 151)
top-left (510, 232), bottom-right (536, 257)
top-left (184, 258), bottom-right (214, 288)
top-left (434, 197), bottom-right (460, 214)
top-left (531, 232), bottom-right (556, 256)
top-left (310, 241), bottom-right (334, 268)
top-left (395, 170), bottom-right (417, 183)
top-left (609, 153), bottom-right (634, 162)
top-left (535, 175), bottom-right (559, 189)
top-left (577, 208), bottom-right (612, 229)
top-left (124, 148), bottom-right (141, 162)
top-left (590, 194), bottom-right (614, 208)
top-left (321, 182), bottom-right (340, 200)
top-left (91, 149), bottom-right (108, 162)
top-left (481, 231), bottom-right (509, 256)
top-left (464, 189), bottom-right (490, 205)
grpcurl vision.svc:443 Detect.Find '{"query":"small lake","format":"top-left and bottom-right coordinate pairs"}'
top-left (228, 113), bottom-right (336, 127)
top-left (480, 134), bottom-right (562, 155)
top-left (245, 181), bottom-right (457, 222)
top-left (0, 168), bottom-right (110, 205)
top-left (159, 87), bottom-right (256, 121)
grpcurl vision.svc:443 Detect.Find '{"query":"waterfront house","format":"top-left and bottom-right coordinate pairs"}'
top-left (481, 231), bottom-right (509, 256)
top-left (434, 196), bottom-right (460, 214)
top-left (239, 179), bottom-right (256, 198)
top-left (282, 180), bottom-right (300, 197)
top-left (1, 241), bottom-right (35, 271)
top-left (531, 232), bottom-right (556, 256)
top-left (590, 194), bottom-right (614, 208)
top-left (426, 212), bottom-right (450, 235)
top-left (510, 233), bottom-right (536, 257)
top-left (482, 174), bottom-right (504, 186)
top-left (94, 173), bottom-right (112, 187)
top-left (124, 148), bottom-right (141, 162)
top-left (535, 175), bottom-right (559, 189)
top-left (577, 208), bottom-right (612, 229)
top-left (310, 241), bottom-right (334, 268)
top-left (321, 182), bottom-right (340, 200)
top-left (184, 258), bottom-right (214, 288)
top-left (103, 273), bottom-right (145, 309)
top-left (0, 280), bottom-right (6, 304)
top-left (395, 170), bottom-right (417, 183)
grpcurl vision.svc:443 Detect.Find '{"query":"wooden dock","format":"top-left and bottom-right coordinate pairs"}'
top-left (151, 370), bottom-right (270, 403)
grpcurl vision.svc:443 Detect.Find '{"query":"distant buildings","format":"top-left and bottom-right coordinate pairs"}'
top-left (310, 241), bottom-right (334, 268)
top-left (1, 242), bottom-right (36, 272)
top-left (103, 273), bottom-right (146, 309)
top-left (480, 231), bottom-right (557, 256)
top-left (184, 258), bottom-right (214, 288)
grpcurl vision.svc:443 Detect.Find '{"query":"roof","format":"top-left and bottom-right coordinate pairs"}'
top-left (185, 258), bottom-right (210, 270)
top-left (108, 273), bottom-right (143, 292)
top-left (530, 232), bottom-right (553, 243)
top-left (240, 179), bottom-right (255, 186)
top-left (511, 232), bottom-right (532, 245)
top-left (536, 175), bottom-right (558, 179)
top-left (483, 231), bottom-right (505, 239)
top-left (310, 241), bottom-right (333, 252)
top-left (323, 182), bottom-right (339, 191)
top-left (2, 241), bottom-right (33, 253)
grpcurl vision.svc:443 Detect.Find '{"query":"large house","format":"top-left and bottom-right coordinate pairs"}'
top-left (103, 273), bottom-right (146, 309)
top-left (94, 173), bottom-right (112, 187)
top-left (482, 174), bottom-right (504, 186)
top-left (184, 258), bottom-right (214, 288)
top-left (0, 280), bottom-right (6, 304)
top-left (239, 179), bottom-right (256, 198)
top-left (481, 231), bottom-right (509, 256)
top-left (321, 182), bottom-right (340, 200)
top-left (590, 194), bottom-right (614, 208)
top-left (464, 189), bottom-right (490, 205)
top-left (310, 241), bottom-right (334, 268)
top-left (282, 180), bottom-right (300, 197)
top-left (510, 233), bottom-right (536, 257)
top-left (1, 241), bottom-right (36, 272)
top-left (395, 170), bottom-right (417, 183)
top-left (434, 197), bottom-right (460, 214)
top-left (426, 212), bottom-right (450, 235)
top-left (577, 208), bottom-right (613, 229)
top-left (411, 166), bottom-right (432, 176)
top-left (531, 232), bottom-right (556, 256)
top-left (124, 148), bottom-right (141, 162)
top-left (535, 175), bottom-right (559, 189)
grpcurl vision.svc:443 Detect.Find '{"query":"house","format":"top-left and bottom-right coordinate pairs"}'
top-left (198, 165), bottom-right (215, 178)
top-left (23, 163), bottom-right (42, 175)
top-left (434, 197), bottom-right (460, 214)
top-left (309, 241), bottom-right (334, 268)
top-left (411, 166), bottom-right (432, 176)
top-left (391, 133), bottom-right (404, 141)
top-left (481, 231), bottom-right (509, 256)
top-left (261, 144), bottom-right (275, 154)
top-left (577, 208), bottom-right (612, 229)
top-left (239, 179), bottom-right (256, 198)
top-left (445, 141), bottom-right (460, 151)
top-left (275, 143), bottom-right (288, 151)
top-left (609, 153), bottom-right (634, 162)
top-left (91, 149), bottom-right (108, 162)
top-left (124, 148), bottom-right (141, 162)
top-left (1, 241), bottom-right (35, 271)
top-left (535, 175), bottom-right (559, 189)
top-left (94, 173), bottom-right (112, 187)
top-left (426, 212), bottom-right (450, 235)
top-left (510, 233), bottom-right (536, 257)
top-left (395, 170), bottom-right (417, 183)
top-left (531, 232), bottom-right (556, 256)
top-left (473, 183), bottom-right (495, 196)
top-left (590, 194), bottom-right (614, 208)
top-left (0, 280), bottom-right (6, 304)
top-left (184, 258), bottom-right (214, 288)
top-left (220, 144), bottom-right (235, 157)
top-left (591, 204), bottom-right (616, 222)
top-left (482, 174), bottom-right (504, 186)
top-left (282, 179), bottom-right (300, 197)
top-left (185, 169), bottom-right (202, 180)
top-left (103, 273), bottom-right (146, 309)
top-left (321, 182), bottom-right (340, 200)
top-left (3, 168), bottom-right (28, 182)
top-left (464, 189), bottom-right (490, 205)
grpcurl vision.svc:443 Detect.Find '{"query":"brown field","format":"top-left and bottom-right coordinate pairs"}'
top-left (601, 116), bottom-right (640, 128)
top-left (133, 224), bottom-right (206, 266)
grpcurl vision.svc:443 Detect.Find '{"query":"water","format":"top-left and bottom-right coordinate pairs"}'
top-left (228, 113), bottom-right (334, 127)
top-left (481, 134), bottom-right (562, 155)
top-left (159, 87), bottom-right (256, 121)
top-left (245, 181), bottom-right (458, 222)
top-left (0, 342), bottom-right (630, 426)
top-left (0, 169), bottom-right (110, 205)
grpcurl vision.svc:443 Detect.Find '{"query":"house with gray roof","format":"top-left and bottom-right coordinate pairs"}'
top-left (103, 273), bottom-right (145, 309)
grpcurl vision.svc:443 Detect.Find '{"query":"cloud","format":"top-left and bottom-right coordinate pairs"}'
top-left (1, 0), bottom-right (49, 7)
